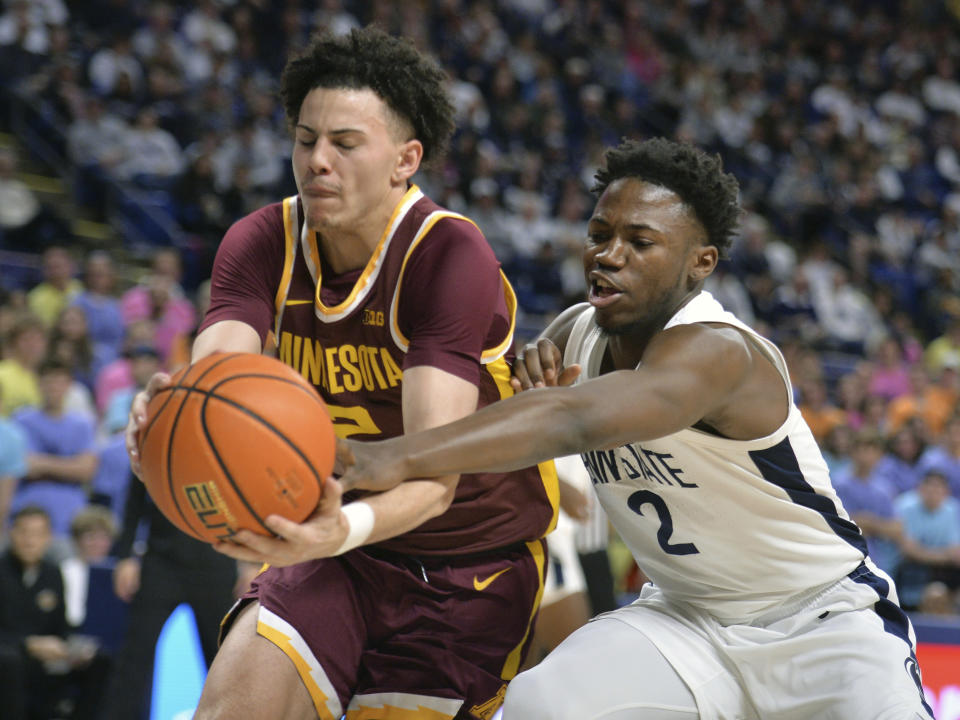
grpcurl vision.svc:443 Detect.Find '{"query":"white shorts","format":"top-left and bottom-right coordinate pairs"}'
top-left (613, 562), bottom-right (933, 719)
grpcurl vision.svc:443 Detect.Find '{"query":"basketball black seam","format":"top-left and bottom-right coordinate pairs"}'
top-left (162, 353), bottom-right (242, 538)
top-left (196, 378), bottom-right (326, 535)
top-left (141, 352), bottom-right (240, 448)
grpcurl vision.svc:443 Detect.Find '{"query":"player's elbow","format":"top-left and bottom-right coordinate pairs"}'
top-left (424, 475), bottom-right (459, 520)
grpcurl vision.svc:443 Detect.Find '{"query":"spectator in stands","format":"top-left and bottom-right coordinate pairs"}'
top-left (925, 315), bottom-right (960, 375)
top-left (916, 413), bottom-right (960, 500)
top-left (0, 313), bottom-right (47, 416)
top-left (886, 362), bottom-right (958, 439)
top-left (0, 386), bottom-right (28, 535)
top-left (49, 304), bottom-right (97, 394)
top-left (10, 358), bottom-right (97, 557)
top-left (815, 267), bottom-right (886, 355)
top-left (0, 146), bottom-right (64, 252)
top-left (66, 94), bottom-right (128, 170)
top-left (115, 105), bottom-right (185, 184)
top-left (26, 246), bottom-right (82, 329)
top-left (833, 430), bottom-right (902, 576)
top-left (88, 29), bottom-right (144, 100)
top-left (120, 248), bottom-right (196, 364)
top-left (131, 0), bottom-right (187, 69)
top-left (798, 378), bottom-right (847, 444)
top-left (895, 470), bottom-right (960, 611)
top-left (821, 423), bottom-right (854, 477)
top-left (93, 319), bottom-right (157, 415)
top-left (0, 505), bottom-right (71, 720)
top-left (61, 505), bottom-right (119, 629)
top-left (0, 505), bottom-right (107, 720)
top-left (182, 0), bottom-right (237, 57)
top-left (865, 336), bottom-right (912, 402)
top-left (71, 250), bottom-right (125, 372)
top-left (875, 425), bottom-right (926, 498)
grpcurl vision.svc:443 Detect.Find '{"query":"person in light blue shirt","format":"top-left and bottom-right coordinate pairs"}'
top-left (0, 388), bottom-right (29, 535)
top-left (914, 414), bottom-right (960, 499)
top-left (894, 470), bottom-right (960, 609)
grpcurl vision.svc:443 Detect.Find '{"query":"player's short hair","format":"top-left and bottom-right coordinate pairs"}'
top-left (280, 26), bottom-right (456, 166)
top-left (593, 138), bottom-right (741, 257)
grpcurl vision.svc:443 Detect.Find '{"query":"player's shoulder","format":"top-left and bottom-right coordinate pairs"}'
top-left (646, 321), bottom-right (757, 371)
top-left (222, 200), bottom-right (287, 248)
top-left (543, 302), bottom-right (592, 352)
top-left (405, 196), bottom-right (497, 268)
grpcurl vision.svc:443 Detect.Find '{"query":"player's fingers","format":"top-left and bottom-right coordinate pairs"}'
top-left (264, 513), bottom-right (302, 540)
top-left (536, 338), bottom-right (560, 384)
top-left (557, 364), bottom-right (582, 386)
top-left (317, 476), bottom-right (344, 515)
top-left (143, 371), bottom-right (172, 400)
top-left (518, 343), bottom-right (545, 388)
top-left (333, 439), bottom-right (354, 476)
top-left (511, 351), bottom-right (534, 390)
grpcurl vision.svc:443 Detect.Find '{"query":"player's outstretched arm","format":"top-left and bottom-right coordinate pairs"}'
top-left (340, 323), bottom-right (780, 492)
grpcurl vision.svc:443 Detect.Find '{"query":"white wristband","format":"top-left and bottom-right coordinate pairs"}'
top-left (333, 501), bottom-right (375, 556)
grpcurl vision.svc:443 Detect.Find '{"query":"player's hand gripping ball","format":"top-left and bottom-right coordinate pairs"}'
top-left (138, 353), bottom-right (336, 543)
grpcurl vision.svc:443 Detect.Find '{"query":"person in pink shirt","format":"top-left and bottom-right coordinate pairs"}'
top-left (119, 248), bottom-right (196, 364)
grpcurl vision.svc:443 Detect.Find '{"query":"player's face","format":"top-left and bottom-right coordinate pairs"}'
top-left (583, 178), bottom-right (716, 334)
top-left (292, 87), bottom-right (419, 235)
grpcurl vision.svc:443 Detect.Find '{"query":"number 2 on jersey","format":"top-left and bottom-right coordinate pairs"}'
top-left (627, 490), bottom-right (699, 556)
top-left (325, 404), bottom-right (382, 438)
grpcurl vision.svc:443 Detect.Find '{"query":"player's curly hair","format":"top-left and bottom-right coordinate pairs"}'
top-left (593, 138), bottom-right (741, 256)
top-left (280, 27), bottom-right (455, 166)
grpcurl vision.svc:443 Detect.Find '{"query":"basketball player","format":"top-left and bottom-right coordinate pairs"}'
top-left (125, 28), bottom-right (558, 720)
top-left (337, 138), bottom-right (934, 719)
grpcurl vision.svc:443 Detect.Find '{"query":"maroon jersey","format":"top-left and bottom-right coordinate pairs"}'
top-left (202, 185), bottom-right (559, 555)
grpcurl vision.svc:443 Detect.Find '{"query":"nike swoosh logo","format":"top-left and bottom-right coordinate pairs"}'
top-left (473, 567), bottom-right (511, 591)
top-left (285, 299), bottom-right (312, 306)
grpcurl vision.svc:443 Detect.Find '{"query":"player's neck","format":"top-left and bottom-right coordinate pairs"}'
top-left (316, 185), bottom-right (409, 273)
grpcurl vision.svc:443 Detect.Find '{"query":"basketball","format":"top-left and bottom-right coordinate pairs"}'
top-left (138, 352), bottom-right (336, 544)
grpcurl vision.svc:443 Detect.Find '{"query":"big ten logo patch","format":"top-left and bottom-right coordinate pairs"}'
top-left (184, 482), bottom-right (237, 541)
top-left (362, 309), bottom-right (385, 327)
top-left (267, 466), bottom-right (306, 511)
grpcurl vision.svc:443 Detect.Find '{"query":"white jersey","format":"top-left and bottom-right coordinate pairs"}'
top-left (565, 291), bottom-right (867, 623)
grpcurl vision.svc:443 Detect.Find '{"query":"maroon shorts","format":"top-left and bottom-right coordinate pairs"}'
top-left (221, 539), bottom-right (547, 719)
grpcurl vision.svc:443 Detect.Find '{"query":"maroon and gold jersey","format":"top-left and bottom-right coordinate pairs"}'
top-left (202, 185), bottom-right (559, 555)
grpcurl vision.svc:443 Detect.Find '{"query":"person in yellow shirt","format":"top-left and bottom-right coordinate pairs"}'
top-left (26, 247), bottom-right (83, 329)
top-left (0, 315), bottom-right (47, 416)
top-left (925, 316), bottom-right (960, 376)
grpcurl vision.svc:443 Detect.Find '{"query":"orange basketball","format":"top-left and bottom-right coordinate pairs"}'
top-left (138, 352), bottom-right (335, 544)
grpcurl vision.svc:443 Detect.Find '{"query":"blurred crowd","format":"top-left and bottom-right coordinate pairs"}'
top-left (1, 0), bottom-right (960, 714)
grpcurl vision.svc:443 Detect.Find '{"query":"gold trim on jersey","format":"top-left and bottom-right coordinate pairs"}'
top-left (298, 185), bottom-right (423, 323)
top-left (485, 356), bottom-right (561, 535)
top-left (389, 216), bottom-right (516, 365)
top-left (273, 196), bottom-right (299, 340)
top-left (481, 271), bottom-right (517, 364)
top-left (500, 539), bottom-right (547, 680)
